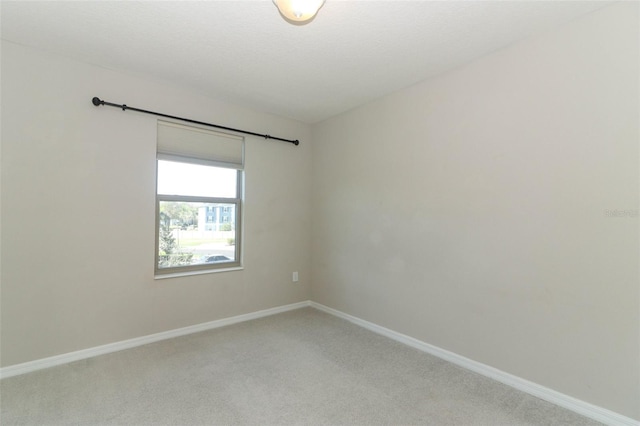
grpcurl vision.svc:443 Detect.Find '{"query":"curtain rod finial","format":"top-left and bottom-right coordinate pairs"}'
top-left (92, 97), bottom-right (103, 106)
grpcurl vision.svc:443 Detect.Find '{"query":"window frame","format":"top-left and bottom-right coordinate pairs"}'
top-left (154, 158), bottom-right (243, 277)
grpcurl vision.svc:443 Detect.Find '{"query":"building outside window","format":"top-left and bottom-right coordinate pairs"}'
top-left (198, 204), bottom-right (236, 231)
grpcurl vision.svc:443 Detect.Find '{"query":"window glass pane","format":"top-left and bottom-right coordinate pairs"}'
top-left (158, 201), bottom-right (236, 269)
top-left (157, 160), bottom-right (237, 198)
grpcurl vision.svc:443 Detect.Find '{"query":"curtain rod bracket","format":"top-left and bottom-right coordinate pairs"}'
top-left (91, 96), bottom-right (300, 146)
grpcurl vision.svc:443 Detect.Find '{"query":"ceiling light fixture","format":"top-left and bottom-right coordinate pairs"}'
top-left (273, 0), bottom-right (325, 24)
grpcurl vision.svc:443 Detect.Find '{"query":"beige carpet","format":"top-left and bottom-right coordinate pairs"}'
top-left (1, 307), bottom-right (601, 425)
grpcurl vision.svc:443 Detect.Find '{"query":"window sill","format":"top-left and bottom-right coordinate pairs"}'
top-left (155, 266), bottom-right (244, 280)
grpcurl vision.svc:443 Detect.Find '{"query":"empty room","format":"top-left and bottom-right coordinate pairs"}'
top-left (1, 1), bottom-right (638, 425)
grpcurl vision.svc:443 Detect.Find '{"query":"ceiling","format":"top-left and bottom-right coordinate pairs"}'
top-left (1, 1), bottom-right (611, 124)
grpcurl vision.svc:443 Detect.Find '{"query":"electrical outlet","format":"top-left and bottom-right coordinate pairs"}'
top-left (292, 271), bottom-right (299, 282)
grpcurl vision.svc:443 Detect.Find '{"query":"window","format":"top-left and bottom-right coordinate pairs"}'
top-left (155, 121), bottom-right (243, 276)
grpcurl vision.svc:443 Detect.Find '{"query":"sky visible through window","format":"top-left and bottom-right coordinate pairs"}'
top-left (157, 160), bottom-right (236, 198)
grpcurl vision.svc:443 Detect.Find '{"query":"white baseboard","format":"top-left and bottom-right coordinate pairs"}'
top-left (310, 301), bottom-right (639, 426)
top-left (0, 300), bottom-right (311, 380)
top-left (2, 299), bottom-right (636, 426)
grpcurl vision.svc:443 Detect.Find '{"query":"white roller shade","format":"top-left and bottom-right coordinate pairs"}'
top-left (157, 120), bottom-right (244, 169)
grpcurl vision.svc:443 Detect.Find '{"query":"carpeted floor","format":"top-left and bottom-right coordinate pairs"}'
top-left (1, 307), bottom-right (601, 425)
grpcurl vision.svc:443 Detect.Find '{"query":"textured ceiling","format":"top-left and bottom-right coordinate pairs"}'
top-left (1, 1), bottom-right (611, 124)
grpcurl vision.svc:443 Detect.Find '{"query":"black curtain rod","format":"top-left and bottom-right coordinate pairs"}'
top-left (91, 97), bottom-right (299, 146)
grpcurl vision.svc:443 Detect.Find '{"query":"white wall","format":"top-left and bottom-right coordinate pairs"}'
top-left (0, 41), bottom-right (312, 367)
top-left (311, 3), bottom-right (638, 420)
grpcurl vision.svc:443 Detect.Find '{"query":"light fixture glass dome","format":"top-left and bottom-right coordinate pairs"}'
top-left (273, 0), bottom-right (325, 23)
